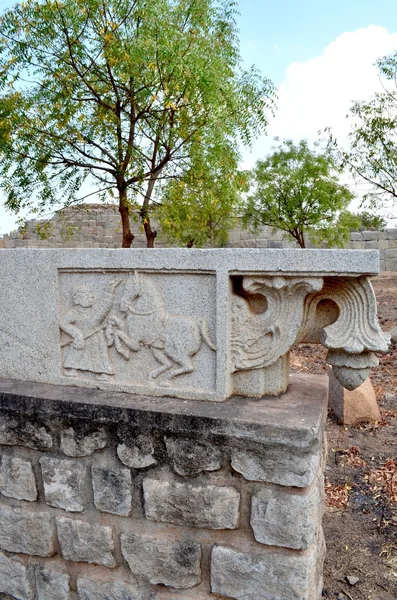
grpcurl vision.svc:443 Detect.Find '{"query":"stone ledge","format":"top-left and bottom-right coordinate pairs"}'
top-left (0, 374), bottom-right (328, 450)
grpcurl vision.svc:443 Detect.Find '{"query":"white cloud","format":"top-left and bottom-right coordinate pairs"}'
top-left (243, 26), bottom-right (397, 166)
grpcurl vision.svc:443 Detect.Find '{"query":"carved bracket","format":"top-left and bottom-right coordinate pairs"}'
top-left (231, 276), bottom-right (323, 373)
top-left (231, 275), bottom-right (390, 394)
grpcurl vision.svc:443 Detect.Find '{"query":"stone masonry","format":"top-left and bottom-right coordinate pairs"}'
top-left (1, 204), bottom-right (397, 271)
top-left (0, 374), bottom-right (327, 600)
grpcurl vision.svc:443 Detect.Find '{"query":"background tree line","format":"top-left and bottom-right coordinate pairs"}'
top-left (0, 0), bottom-right (394, 248)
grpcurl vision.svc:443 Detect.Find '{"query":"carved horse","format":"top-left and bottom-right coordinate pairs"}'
top-left (118, 271), bottom-right (216, 381)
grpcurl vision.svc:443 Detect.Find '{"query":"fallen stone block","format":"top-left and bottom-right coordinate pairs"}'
top-left (328, 369), bottom-right (381, 425)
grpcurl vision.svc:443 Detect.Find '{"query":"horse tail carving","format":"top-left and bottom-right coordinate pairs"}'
top-left (199, 319), bottom-right (216, 351)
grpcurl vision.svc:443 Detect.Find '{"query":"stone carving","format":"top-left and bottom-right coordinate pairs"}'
top-left (59, 271), bottom-right (216, 389)
top-left (60, 279), bottom-right (121, 381)
top-left (299, 277), bottom-right (390, 390)
top-left (230, 274), bottom-right (389, 393)
top-left (230, 276), bottom-right (323, 372)
top-left (0, 248), bottom-right (387, 400)
top-left (112, 271), bottom-right (216, 381)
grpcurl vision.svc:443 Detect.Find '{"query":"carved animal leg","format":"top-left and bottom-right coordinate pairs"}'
top-left (149, 349), bottom-right (173, 379)
top-left (165, 357), bottom-right (194, 380)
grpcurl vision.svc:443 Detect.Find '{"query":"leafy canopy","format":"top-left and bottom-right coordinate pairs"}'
top-left (244, 139), bottom-right (355, 248)
top-left (330, 50), bottom-right (397, 214)
top-left (0, 0), bottom-right (274, 246)
top-left (157, 129), bottom-right (248, 247)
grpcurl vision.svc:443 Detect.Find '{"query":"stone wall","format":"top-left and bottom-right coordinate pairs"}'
top-left (0, 374), bottom-right (327, 600)
top-left (2, 204), bottom-right (396, 271)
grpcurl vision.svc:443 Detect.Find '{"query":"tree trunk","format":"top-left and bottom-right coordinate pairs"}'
top-left (118, 187), bottom-right (134, 248)
top-left (143, 215), bottom-right (157, 248)
top-left (141, 174), bottom-right (160, 248)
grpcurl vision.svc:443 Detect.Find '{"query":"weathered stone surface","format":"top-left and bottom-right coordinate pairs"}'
top-left (35, 566), bottom-right (71, 600)
top-left (117, 436), bottom-right (157, 469)
top-left (0, 505), bottom-right (55, 556)
top-left (0, 248), bottom-right (382, 402)
top-left (211, 542), bottom-right (322, 600)
top-left (153, 591), bottom-right (216, 600)
top-left (92, 464), bottom-right (132, 516)
top-left (77, 577), bottom-right (147, 600)
top-left (328, 369), bottom-right (381, 425)
top-left (121, 531), bottom-right (201, 588)
top-left (0, 456), bottom-right (37, 501)
top-left (143, 477), bottom-right (240, 529)
top-left (251, 481), bottom-right (322, 549)
top-left (56, 516), bottom-right (116, 567)
top-left (0, 551), bottom-right (34, 600)
top-left (0, 374), bottom-right (330, 451)
top-left (165, 437), bottom-right (222, 476)
top-left (231, 446), bottom-right (320, 487)
top-left (40, 457), bottom-right (86, 512)
top-left (0, 414), bottom-right (52, 450)
top-left (60, 426), bottom-right (108, 457)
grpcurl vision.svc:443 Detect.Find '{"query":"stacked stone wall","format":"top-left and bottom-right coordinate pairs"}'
top-left (0, 375), bottom-right (327, 600)
top-left (2, 204), bottom-right (395, 271)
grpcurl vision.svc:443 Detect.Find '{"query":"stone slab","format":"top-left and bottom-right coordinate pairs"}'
top-left (0, 374), bottom-right (328, 451)
top-left (0, 248), bottom-right (379, 402)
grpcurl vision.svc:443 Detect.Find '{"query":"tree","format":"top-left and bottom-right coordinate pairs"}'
top-left (330, 51), bottom-right (397, 212)
top-left (350, 210), bottom-right (387, 230)
top-left (243, 139), bottom-right (355, 248)
top-left (0, 0), bottom-right (274, 247)
top-left (157, 131), bottom-right (248, 247)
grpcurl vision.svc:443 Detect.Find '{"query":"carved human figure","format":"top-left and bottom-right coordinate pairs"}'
top-left (60, 279), bottom-right (120, 380)
top-left (112, 271), bottom-right (216, 381)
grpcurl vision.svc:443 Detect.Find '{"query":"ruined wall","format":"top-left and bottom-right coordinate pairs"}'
top-left (2, 204), bottom-right (396, 271)
top-left (0, 375), bottom-right (327, 600)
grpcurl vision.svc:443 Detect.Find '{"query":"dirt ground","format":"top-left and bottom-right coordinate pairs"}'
top-left (292, 273), bottom-right (397, 599)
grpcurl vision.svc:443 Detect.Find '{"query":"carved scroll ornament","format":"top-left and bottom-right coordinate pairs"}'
top-left (230, 276), bottom-right (323, 373)
top-left (231, 275), bottom-right (390, 391)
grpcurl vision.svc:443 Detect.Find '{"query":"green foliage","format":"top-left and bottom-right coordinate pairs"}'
top-left (350, 210), bottom-right (387, 230)
top-left (330, 51), bottom-right (397, 208)
top-left (309, 210), bottom-right (361, 247)
top-left (157, 131), bottom-right (248, 247)
top-left (244, 139), bottom-right (355, 248)
top-left (0, 0), bottom-right (274, 247)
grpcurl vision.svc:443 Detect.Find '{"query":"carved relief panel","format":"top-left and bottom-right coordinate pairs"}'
top-left (59, 270), bottom-right (217, 396)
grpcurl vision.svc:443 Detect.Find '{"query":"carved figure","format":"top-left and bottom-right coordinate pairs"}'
top-left (113, 271), bottom-right (216, 381)
top-left (60, 279), bottom-right (120, 380)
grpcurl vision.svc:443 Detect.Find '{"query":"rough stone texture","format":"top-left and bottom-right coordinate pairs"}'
top-left (0, 373), bottom-right (328, 450)
top-left (40, 457), bottom-right (86, 512)
top-left (121, 531), bottom-right (202, 589)
top-left (0, 375), bottom-right (328, 597)
top-left (56, 516), bottom-right (116, 567)
top-left (117, 436), bottom-right (157, 469)
top-left (0, 505), bottom-right (55, 557)
top-left (77, 577), bottom-right (147, 600)
top-left (0, 414), bottom-right (52, 450)
top-left (165, 438), bottom-right (223, 477)
top-left (60, 426), bottom-right (108, 457)
top-left (328, 368), bottom-right (381, 425)
top-left (0, 248), bottom-right (381, 403)
top-left (0, 551), bottom-right (34, 600)
top-left (35, 566), bottom-right (71, 600)
top-left (231, 446), bottom-right (320, 488)
top-left (211, 539), bottom-right (324, 600)
top-left (143, 477), bottom-right (240, 529)
top-left (92, 464), bottom-right (132, 516)
top-left (0, 456), bottom-right (37, 501)
top-left (251, 480), bottom-right (322, 549)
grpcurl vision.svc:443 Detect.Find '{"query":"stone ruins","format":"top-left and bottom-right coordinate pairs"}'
top-left (0, 247), bottom-right (389, 600)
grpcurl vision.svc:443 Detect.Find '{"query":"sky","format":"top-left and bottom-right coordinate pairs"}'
top-left (1, 0), bottom-right (397, 233)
